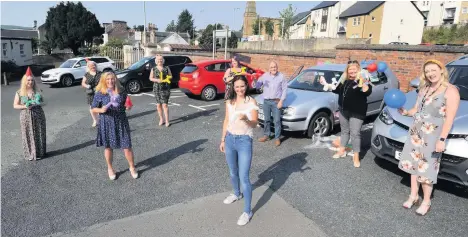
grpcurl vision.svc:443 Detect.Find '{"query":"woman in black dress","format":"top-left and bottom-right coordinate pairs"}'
top-left (91, 71), bottom-right (138, 180)
top-left (149, 55), bottom-right (172, 127)
top-left (81, 58), bottom-right (101, 127)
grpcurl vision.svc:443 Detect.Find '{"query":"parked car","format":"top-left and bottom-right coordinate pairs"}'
top-left (115, 55), bottom-right (192, 94)
top-left (255, 61), bottom-right (399, 137)
top-left (371, 55), bottom-right (468, 187)
top-left (41, 56), bottom-right (116, 87)
top-left (178, 59), bottom-right (265, 101)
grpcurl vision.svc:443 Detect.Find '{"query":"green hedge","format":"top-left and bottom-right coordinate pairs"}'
top-left (422, 24), bottom-right (468, 44)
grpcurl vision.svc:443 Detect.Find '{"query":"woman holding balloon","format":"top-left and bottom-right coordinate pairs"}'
top-left (223, 56), bottom-right (247, 100)
top-left (396, 59), bottom-right (460, 216)
top-left (150, 55), bottom-right (172, 127)
top-left (320, 60), bottom-right (372, 168)
top-left (92, 71), bottom-right (138, 180)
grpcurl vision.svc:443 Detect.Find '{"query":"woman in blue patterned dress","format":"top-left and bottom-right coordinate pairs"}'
top-left (398, 59), bottom-right (460, 216)
top-left (91, 72), bottom-right (139, 180)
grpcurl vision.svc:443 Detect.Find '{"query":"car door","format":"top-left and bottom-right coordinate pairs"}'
top-left (204, 62), bottom-right (228, 93)
top-left (164, 56), bottom-right (185, 86)
top-left (72, 60), bottom-right (87, 80)
top-left (141, 59), bottom-right (155, 88)
top-left (365, 70), bottom-right (389, 115)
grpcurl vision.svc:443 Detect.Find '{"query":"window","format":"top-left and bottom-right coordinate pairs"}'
top-left (92, 57), bottom-right (109, 63)
top-left (362, 69), bottom-right (388, 85)
top-left (205, 63), bottom-right (227, 72)
top-left (372, 16), bottom-right (376, 22)
top-left (19, 44), bottom-right (24, 55)
top-left (288, 70), bottom-right (343, 92)
top-left (462, 7), bottom-right (467, 14)
top-left (353, 17), bottom-right (360, 26)
top-left (78, 60), bottom-right (87, 67)
top-left (2, 43), bottom-right (7, 56)
top-left (322, 8), bottom-right (328, 16)
top-left (321, 22), bottom-right (327, 31)
top-left (369, 33), bottom-right (373, 38)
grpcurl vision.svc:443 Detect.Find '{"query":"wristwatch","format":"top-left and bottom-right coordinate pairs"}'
top-left (439, 137), bottom-right (446, 142)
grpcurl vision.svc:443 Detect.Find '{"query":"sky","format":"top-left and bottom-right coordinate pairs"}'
top-left (1, 1), bottom-right (319, 31)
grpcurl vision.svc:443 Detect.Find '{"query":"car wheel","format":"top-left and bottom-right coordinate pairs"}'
top-left (61, 75), bottom-right (74, 87)
top-left (126, 79), bottom-right (141, 94)
top-left (201, 86), bottom-right (217, 101)
top-left (307, 112), bottom-right (332, 138)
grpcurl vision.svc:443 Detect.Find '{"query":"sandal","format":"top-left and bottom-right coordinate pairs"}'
top-left (402, 195), bottom-right (421, 209)
top-left (129, 168), bottom-right (139, 179)
top-left (108, 169), bottom-right (116, 180)
top-left (416, 201), bottom-right (431, 216)
top-left (332, 151), bottom-right (346, 159)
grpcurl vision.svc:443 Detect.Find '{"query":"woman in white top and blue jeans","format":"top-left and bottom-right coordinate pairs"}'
top-left (220, 75), bottom-right (259, 226)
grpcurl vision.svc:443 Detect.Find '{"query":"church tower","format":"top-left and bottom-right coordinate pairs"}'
top-left (242, 1), bottom-right (257, 37)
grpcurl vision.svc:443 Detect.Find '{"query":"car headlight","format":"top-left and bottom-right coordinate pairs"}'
top-left (379, 108), bottom-right (394, 125)
top-left (282, 107), bottom-right (296, 116)
top-left (116, 73), bottom-right (127, 78)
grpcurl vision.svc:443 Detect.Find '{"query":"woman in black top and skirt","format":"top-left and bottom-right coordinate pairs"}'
top-left (81, 58), bottom-right (101, 127)
top-left (320, 60), bottom-right (372, 168)
top-left (150, 55), bottom-right (172, 127)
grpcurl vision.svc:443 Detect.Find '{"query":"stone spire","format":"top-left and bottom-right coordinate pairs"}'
top-left (242, 1), bottom-right (257, 37)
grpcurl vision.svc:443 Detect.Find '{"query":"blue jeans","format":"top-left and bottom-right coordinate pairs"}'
top-left (225, 132), bottom-right (252, 213)
top-left (263, 99), bottom-right (282, 139)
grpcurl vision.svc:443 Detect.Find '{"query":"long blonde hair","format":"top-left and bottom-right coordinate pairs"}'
top-left (95, 71), bottom-right (123, 94)
top-left (418, 59), bottom-right (449, 89)
top-left (340, 61), bottom-right (362, 84)
top-left (18, 74), bottom-right (39, 96)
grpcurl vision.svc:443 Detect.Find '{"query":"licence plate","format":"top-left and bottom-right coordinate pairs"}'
top-left (181, 77), bottom-right (188, 81)
top-left (395, 151), bottom-right (402, 160)
top-left (259, 112), bottom-right (265, 120)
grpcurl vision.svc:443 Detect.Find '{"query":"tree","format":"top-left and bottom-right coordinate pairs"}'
top-left (133, 25), bottom-right (144, 31)
top-left (279, 4), bottom-right (296, 39)
top-left (228, 32), bottom-right (238, 48)
top-left (252, 17), bottom-right (261, 35)
top-left (43, 2), bottom-right (104, 55)
top-left (198, 23), bottom-right (224, 49)
top-left (166, 20), bottom-right (177, 32)
top-left (176, 9), bottom-right (194, 38)
top-left (106, 37), bottom-right (125, 48)
top-left (39, 39), bottom-right (52, 55)
top-left (264, 18), bottom-right (274, 37)
top-left (31, 38), bottom-right (39, 54)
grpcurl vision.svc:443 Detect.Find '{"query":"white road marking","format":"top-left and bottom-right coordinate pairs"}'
top-left (142, 93), bottom-right (155, 97)
top-left (170, 95), bottom-right (185, 98)
top-left (188, 105), bottom-right (206, 111)
top-left (150, 102), bottom-right (180, 107)
top-left (128, 94), bottom-right (144, 97)
top-left (198, 104), bottom-right (219, 108)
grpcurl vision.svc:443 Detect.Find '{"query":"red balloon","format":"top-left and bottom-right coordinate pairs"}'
top-left (367, 63), bottom-right (377, 72)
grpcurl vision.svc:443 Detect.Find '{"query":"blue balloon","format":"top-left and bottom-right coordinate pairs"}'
top-left (377, 62), bottom-right (387, 72)
top-left (384, 89), bottom-right (406, 108)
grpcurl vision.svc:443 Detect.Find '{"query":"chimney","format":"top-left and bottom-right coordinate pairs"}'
top-left (33, 20), bottom-right (37, 29)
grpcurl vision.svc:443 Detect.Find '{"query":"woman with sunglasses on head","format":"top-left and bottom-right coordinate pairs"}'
top-left (13, 67), bottom-right (47, 161)
top-left (220, 75), bottom-right (259, 226)
top-left (398, 59), bottom-right (460, 216)
top-left (320, 60), bottom-right (372, 168)
top-left (223, 56), bottom-right (247, 101)
top-left (81, 58), bottom-right (102, 127)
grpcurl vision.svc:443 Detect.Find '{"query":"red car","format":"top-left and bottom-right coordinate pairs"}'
top-left (178, 59), bottom-right (265, 101)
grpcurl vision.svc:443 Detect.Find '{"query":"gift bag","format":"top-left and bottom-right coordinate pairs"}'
top-left (125, 96), bottom-right (133, 110)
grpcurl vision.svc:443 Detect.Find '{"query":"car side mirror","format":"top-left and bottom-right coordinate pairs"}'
top-left (410, 78), bottom-right (420, 88)
top-left (145, 64), bottom-right (150, 70)
top-left (74, 64), bottom-right (81, 68)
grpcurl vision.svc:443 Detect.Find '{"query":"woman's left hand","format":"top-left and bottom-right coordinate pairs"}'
top-left (435, 140), bottom-right (446, 152)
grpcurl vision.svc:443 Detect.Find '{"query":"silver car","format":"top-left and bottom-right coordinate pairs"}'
top-left (371, 55), bottom-right (468, 186)
top-left (255, 62), bottom-right (399, 137)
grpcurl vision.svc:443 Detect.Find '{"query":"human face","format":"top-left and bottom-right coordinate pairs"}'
top-left (269, 62), bottom-right (278, 75)
top-left (234, 79), bottom-right (247, 97)
top-left (26, 76), bottom-right (34, 88)
top-left (105, 74), bottom-right (116, 89)
top-left (87, 62), bottom-right (96, 71)
top-left (231, 58), bottom-right (239, 68)
top-left (156, 56), bottom-right (164, 66)
top-left (424, 63), bottom-right (442, 85)
top-left (347, 64), bottom-right (359, 80)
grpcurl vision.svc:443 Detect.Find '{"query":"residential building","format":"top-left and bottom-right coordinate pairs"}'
top-left (1, 24), bottom-right (38, 66)
top-left (310, 1), bottom-right (356, 38)
top-left (339, 1), bottom-right (425, 44)
top-left (415, 1), bottom-right (468, 26)
top-left (289, 11), bottom-right (311, 39)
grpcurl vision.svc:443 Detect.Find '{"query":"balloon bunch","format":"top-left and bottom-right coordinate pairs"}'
top-left (159, 71), bottom-right (172, 84)
top-left (366, 61), bottom-right (387, 74)
top-left (24, 94), bottom-right (42, 107)
top-left (234, 67), bottom-right (247, 75)
top-left (105, 89), bottom-right (120, 108)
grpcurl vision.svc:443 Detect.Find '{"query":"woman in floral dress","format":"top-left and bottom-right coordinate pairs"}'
top-left (13, 67), bottom-right (47, 161)
top-left (92, 72), bottom-right (138, 180)
top-left (149, 55), bottom-right (172, 127)
top-left (223, 56), bottom-right (247, 101)
top-left (398, 59), bottom-right (460, 216)
top-left (81, 59), bottom-right (101, 127)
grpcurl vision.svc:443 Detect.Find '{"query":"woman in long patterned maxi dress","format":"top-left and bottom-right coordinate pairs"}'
top-left (91, 71), bottom-right (139, 181)
top-left (397, 59), bottom-right (460, 216)
top-left (13, 68), bottom-right (47, 161)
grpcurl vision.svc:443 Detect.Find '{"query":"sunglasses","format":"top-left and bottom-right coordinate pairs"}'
top-left (348, 60), bottom-right (359, 64)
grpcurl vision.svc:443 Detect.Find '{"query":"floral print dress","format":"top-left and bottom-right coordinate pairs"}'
top-left (398, 86), bottom-right (447, 184)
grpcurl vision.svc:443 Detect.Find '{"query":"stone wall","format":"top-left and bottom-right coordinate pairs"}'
top-left (237, 38), bottom-right (369, 52)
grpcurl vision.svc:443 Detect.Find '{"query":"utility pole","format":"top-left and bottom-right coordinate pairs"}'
top-left (224, 25), bottom-right (229, 59)
top-left (143, 1), bottom-right (147, 45)
top-left (281, 18), bottom-right (285, 39)
top-left (213, 23), bottom-right (218, 59)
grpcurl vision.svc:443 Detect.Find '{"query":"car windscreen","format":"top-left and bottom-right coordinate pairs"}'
top-left (59, 60), bottom-right (77, 68)
top-left (448, 65), bottom-right (468, 101)
top-left (128, 57), bottom-right (152, 70)
top-left (181, 65), bottom-right (198, 73)
top-left (288, 70), bottom-right (343, 91)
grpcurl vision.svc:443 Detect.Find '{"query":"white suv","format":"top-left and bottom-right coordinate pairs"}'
top-left (41, 56), bottom-right (116, 87)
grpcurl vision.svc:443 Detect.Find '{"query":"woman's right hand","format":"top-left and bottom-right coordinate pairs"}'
top-left (100, 106), bottom-right (108, 114)
top-left (319, 76), bottom-right (327, 85)
top-left (398, 108), bottom-right (408, 116)
top-left (219, 141), bottom-right (225, 153)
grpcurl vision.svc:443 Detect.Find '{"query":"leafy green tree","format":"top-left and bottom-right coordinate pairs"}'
top-left (133, 25), bottom-right (144, 31)
top-left (39, 39), bottom-right (52, 55)
top-left (198, 23), bottom-right (224, 49)
top-left (43, 1), bottom-right (104, 55)
top-left (176, 9), bottom-right (195, 38)
top-left (279, 4), bottom-right (296, 39)
top-left (264, 18), bottom-right (274, 37)
top-left (252, 17), bottom-right (261, 35)
top-left (166, 20), bottom-right (177, 32)
top-left (106, 38), bottom-right (125, 48)
top-left (228, 32), bottom-right (238, 48)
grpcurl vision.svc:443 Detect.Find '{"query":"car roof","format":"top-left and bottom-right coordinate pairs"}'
top-left (187, 59), bottom-right (257, 68)
top-left (68, 56), bottom-right (109, 60)
top-left (447, 54), bottom-right (468, 66)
